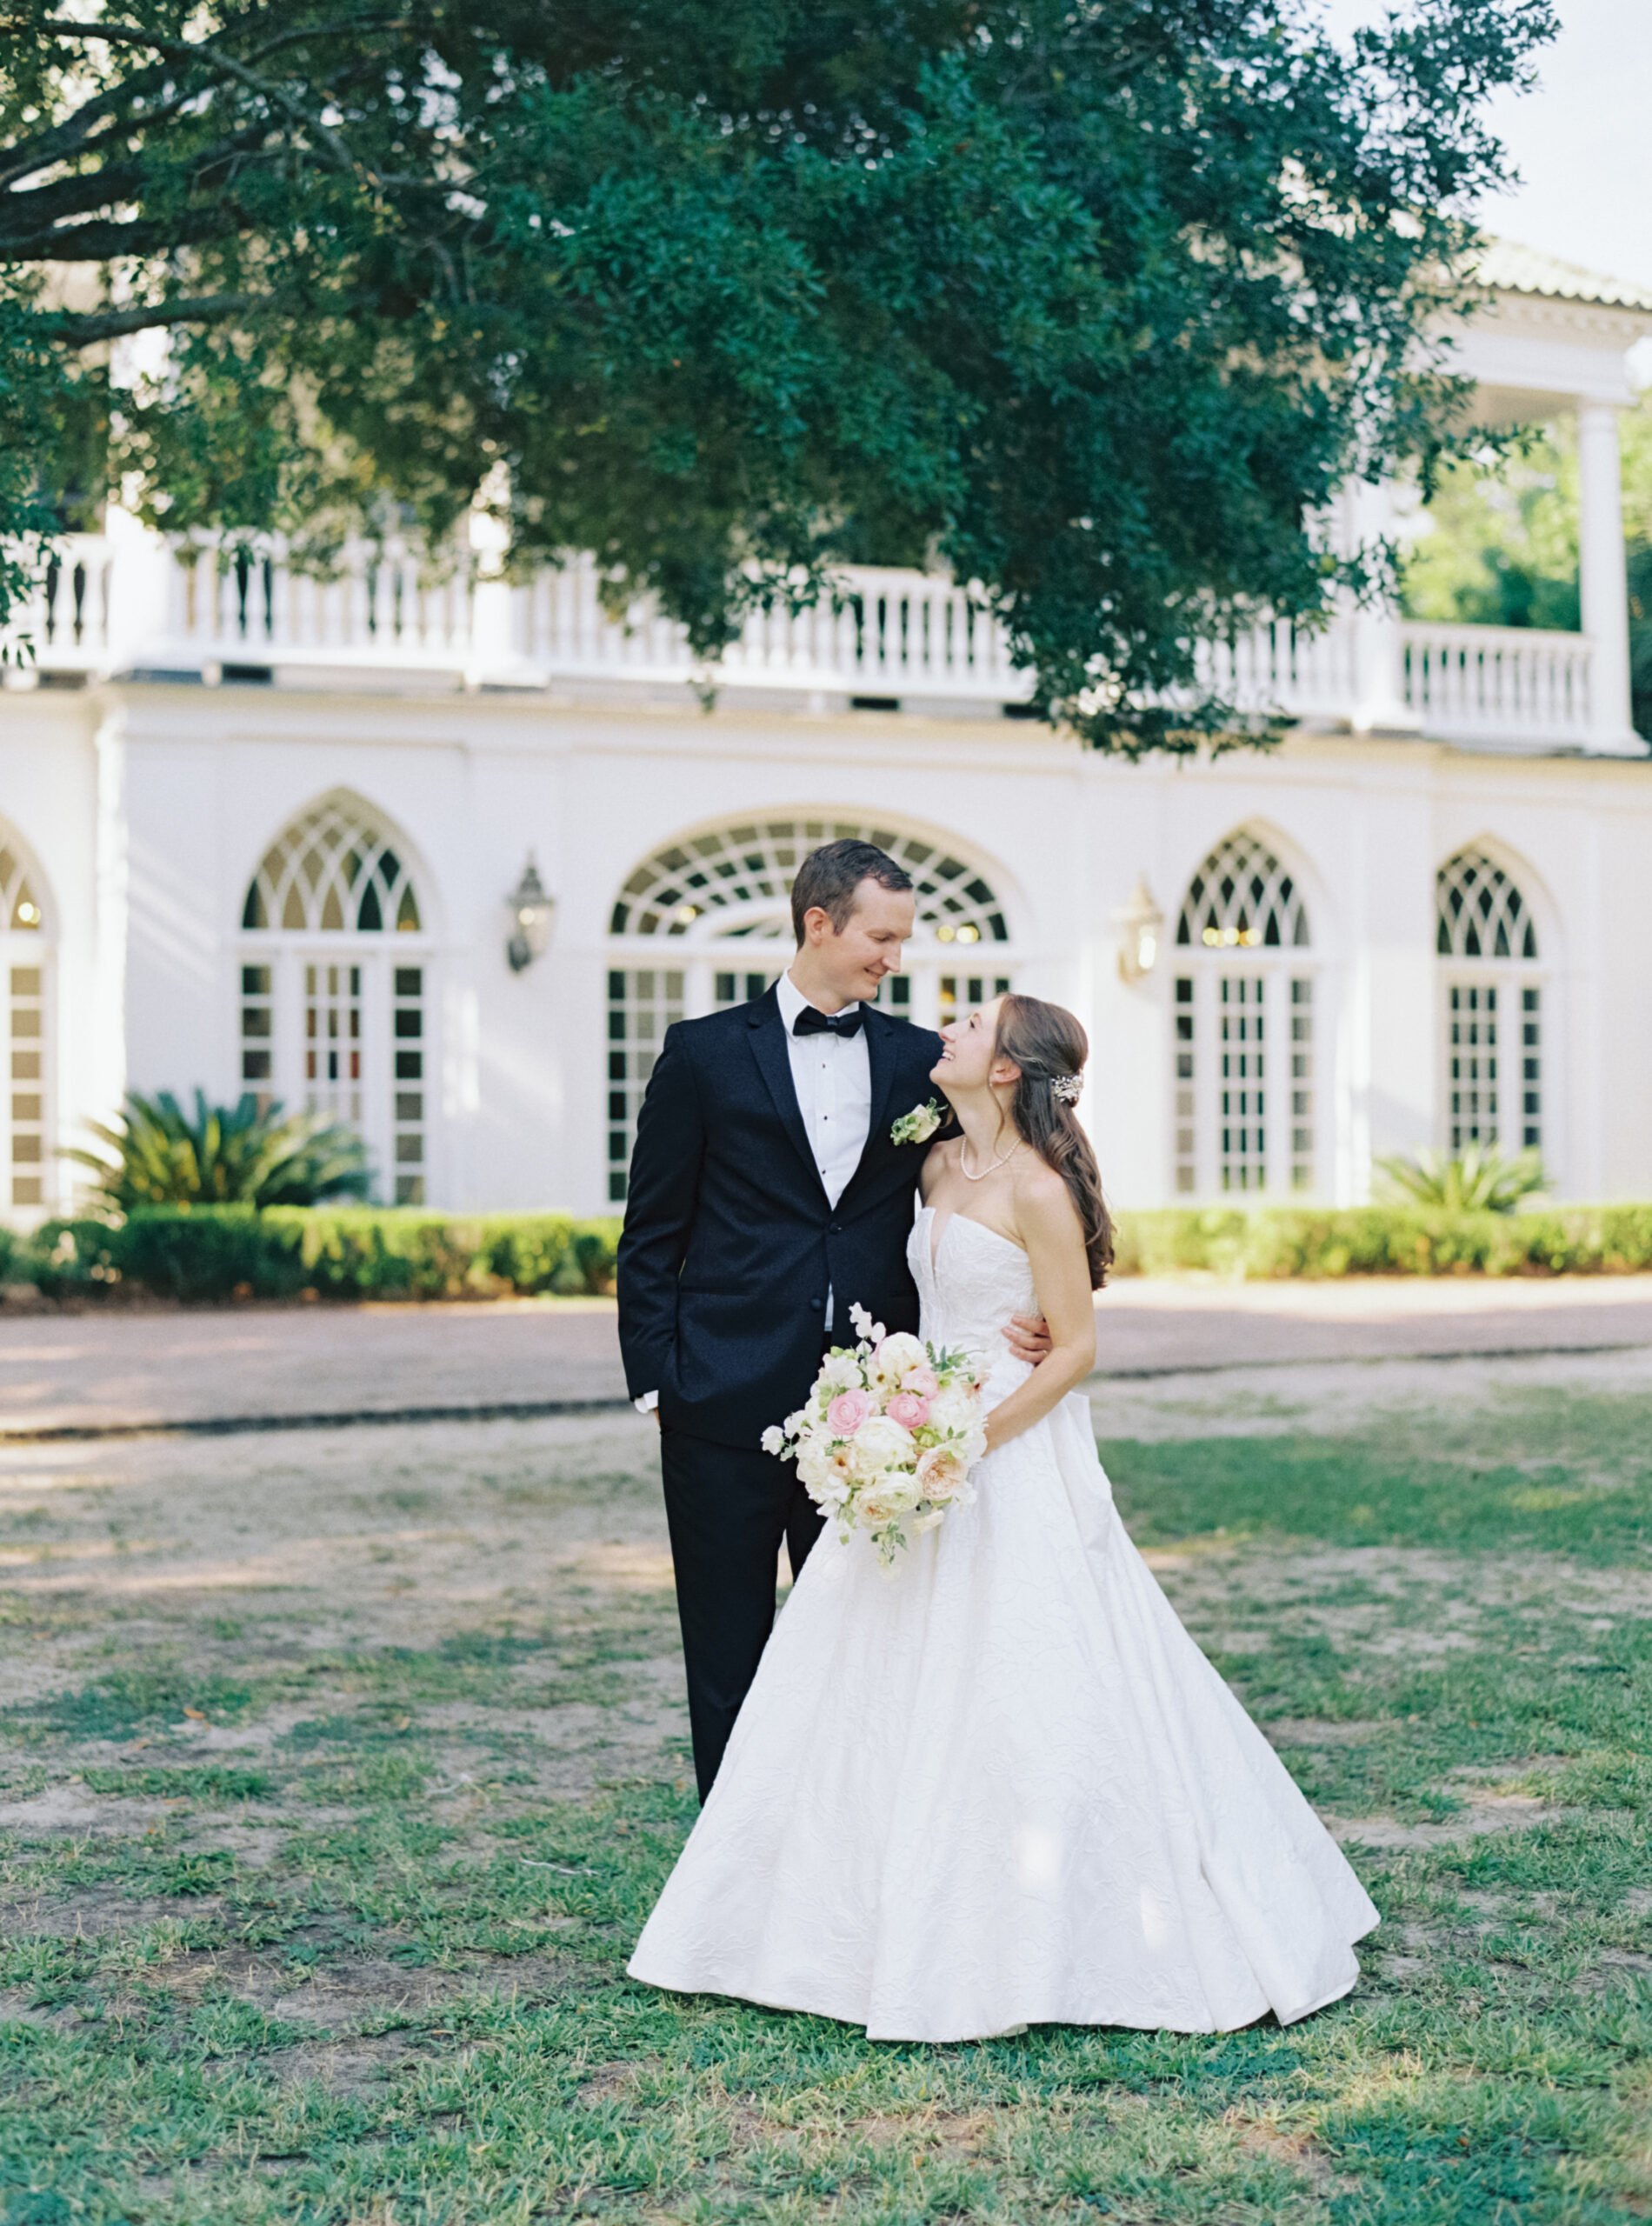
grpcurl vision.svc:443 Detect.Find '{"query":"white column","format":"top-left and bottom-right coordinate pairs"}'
top-left (1343, 477), bottom-right (1417, 736)
top-left (465, 488), bottom-right (521, 686)
top-left (1575, 402), bottom-right (1640, 755)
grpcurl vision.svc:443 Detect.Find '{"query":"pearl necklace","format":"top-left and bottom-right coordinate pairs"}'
top-left (959, 1136), bottom-right (1022, 1183)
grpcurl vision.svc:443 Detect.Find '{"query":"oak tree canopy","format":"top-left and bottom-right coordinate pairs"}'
top-left (0, 0), bottom-right (1554, 749)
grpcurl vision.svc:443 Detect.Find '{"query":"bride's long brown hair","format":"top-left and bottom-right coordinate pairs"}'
top-left (992, 995), bottom-right (1114, 1289)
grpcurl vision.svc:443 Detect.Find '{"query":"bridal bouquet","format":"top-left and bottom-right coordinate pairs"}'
top-left (762, 1303), bottom-right (989, 1571)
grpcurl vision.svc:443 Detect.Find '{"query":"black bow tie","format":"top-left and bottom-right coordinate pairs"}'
top-left (793, 1004), bottom-right (863, 1039)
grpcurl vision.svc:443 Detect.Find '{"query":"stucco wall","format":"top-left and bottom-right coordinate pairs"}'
top-left (5, 678), bottom-right (1651, 1216)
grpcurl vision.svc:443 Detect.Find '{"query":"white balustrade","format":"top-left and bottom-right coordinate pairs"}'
top-left (3, 535), bottom-right (115, 670)
top-left (2, 527), bottom-right (1612, 755)
top-left (162, 539), bottom-right (473, 668)
top-left (1399, 623), bottom-right (1595, 748)
top-left (509, 558), bottom-right (1027, 699)
top-left (1196, 618), bottom-right (1362, 723)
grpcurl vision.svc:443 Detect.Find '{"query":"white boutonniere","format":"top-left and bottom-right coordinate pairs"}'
top-left (890, 1098), bottom-right (944, 1147)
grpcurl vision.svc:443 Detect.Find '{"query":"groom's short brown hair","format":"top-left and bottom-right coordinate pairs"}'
top-left (790, 839), bottom-right (913, 944)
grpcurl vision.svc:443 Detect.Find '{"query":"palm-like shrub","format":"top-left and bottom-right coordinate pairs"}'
top-left (64, 1090), bottom-right (370, 1214)
top-left (1375, 1143), bottom-right (1547, 1216)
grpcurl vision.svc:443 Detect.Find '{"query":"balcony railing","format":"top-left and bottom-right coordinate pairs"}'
top-left (2, 528), bottom-right (1615, 753)
top-left (1400, 621), bottom-right (1595, 749)
top-left (9, 536), bottom-right (117, 670)
top-left (510, 555), bottom-right (1024, 701)
top-left (1196, 618), bottom-right (1362, 725)
top-left (164, 539), bottom-right (473, 669)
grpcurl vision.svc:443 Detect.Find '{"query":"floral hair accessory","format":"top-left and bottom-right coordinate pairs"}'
top-left (1049, 1073), bottom-right (1083, 1106)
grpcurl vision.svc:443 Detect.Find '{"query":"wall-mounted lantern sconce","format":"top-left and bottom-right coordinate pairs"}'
top-left (506, 856), bottom-right (556, 972)
top-left (1114, 876), bottom-right (1163, 985)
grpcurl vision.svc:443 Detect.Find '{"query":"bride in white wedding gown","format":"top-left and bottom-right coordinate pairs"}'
top-left (629, 994), bottom-right (1377, 2043)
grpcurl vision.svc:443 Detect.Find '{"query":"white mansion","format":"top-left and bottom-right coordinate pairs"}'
top-left (3, 244), bottom-right (1650, 1224)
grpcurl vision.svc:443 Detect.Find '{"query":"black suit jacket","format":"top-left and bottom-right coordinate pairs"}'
top-left (616, 987), bottom-right (946, 1450)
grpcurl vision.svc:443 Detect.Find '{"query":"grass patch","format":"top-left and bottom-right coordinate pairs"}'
top-left (1103, 1399), bottom-right (1652, 1562)
top-left (2, 1389), bottom-right (1650, 2221)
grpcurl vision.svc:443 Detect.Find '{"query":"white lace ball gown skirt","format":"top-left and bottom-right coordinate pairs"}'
top-left (628, 1210), bottom-right (1378, 2043)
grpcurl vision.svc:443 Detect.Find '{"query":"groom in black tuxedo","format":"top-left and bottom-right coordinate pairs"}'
top-left (618, 838), bottom-right (1044, 1799)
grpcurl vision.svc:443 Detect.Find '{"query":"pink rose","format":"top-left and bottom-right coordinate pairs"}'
top-left (916, 1446), bottom-right (967, 1502)
top-left (826, 1388), bottom-right (873, 1436)
top-left (902, 1365), bottom-right (939, 1400)
top-left (886, 1391), bottom-right (931, 1430)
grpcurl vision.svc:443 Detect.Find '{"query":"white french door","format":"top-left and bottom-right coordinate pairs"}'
top-left (236, 943), bottom-right (433, 1203)
top-left (1172, 963), bottom-right (1317, 1198)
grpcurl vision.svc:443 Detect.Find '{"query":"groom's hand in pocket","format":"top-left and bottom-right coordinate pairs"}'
top-left (1004, 1315), bottom-right (1053, 1365)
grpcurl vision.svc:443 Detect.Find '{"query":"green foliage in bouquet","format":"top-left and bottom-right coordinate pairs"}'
top-left (62, 1090), bottom-right (370, 1213)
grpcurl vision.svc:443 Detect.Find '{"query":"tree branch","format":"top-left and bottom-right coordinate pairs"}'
top-left (1, 159), bottom-right (151, 229)
top-left (22, 17), bottom-right (368, 178)
top-left (0, 58), bottom-right (177, 192)
top-left (0, 17), bottom-right (411, 191)
top-left (0, 210), bottom-right (235, 263)
top-left (43, 293), bottom-right (266, 343)
top-left (0, 123), bottom-right (276, 233)
top-left (245, 17), bottom-right (419, 62)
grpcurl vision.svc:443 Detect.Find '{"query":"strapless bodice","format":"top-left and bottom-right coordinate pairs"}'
top-left (907, 1206), bottom-right (1037, 1402)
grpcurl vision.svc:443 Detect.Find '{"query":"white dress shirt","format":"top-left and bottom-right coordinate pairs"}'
top-left (773, 967), bottom-right (873, 1211)
top-left (634, 968), bottom-right (873, 1410)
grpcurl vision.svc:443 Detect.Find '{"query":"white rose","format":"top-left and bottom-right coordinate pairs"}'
top-left (818, 1350), bottom-right (865, 1393)
top-left (760, 1425), bottom-right (785, 1456)
top-left (870, 1332), bottom-right (926, 1390)
top-left (796, 1443), bottom-right (836, 1490)
top-left (927, 1383), bottom-right (983, 1437)
top-left (857, 1475), bottom-right (921, 1523)
top-left (848, 1414), bottom-right (916, 1479)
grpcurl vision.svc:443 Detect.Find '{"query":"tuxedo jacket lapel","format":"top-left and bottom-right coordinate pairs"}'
top-left (836, 1006), bottom-right (904, 1210)
top-left (746, 990), bottom-right (828, 1199)
top-left (862, 1006), bottom-right (903, 1151)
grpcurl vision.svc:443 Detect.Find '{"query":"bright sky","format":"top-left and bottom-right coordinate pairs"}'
top-left (1316, 0), bottom-right (1652, 291)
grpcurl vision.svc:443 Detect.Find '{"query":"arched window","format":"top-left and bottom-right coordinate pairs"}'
top-left (604, 816), bottom-right (1015, 1202)
top-left (1436, 848), bottom-right (1542, 1155)
top-left (238, 796), bottom-right (431, 1202)
top-left (1170, 830), bottom-right (1316, 1197)
top-left (242, 798), bottom-right (423, 934)
top-left (0, 836), bottom-right (49, 1211)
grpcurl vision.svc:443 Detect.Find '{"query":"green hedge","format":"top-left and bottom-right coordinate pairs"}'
top-left (7, 1201), bottom-right (1652, 1303)
top-left (1111, 1203), bottom-right (1652, 1279)
top-left (17, 1208), bottom-right (624, 1303)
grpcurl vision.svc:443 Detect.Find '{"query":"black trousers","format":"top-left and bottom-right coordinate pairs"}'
top-left (660, 1423), bottom-right (826, 1803)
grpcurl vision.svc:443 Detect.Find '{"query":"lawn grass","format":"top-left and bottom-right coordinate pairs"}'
top-left (2, 1382), bottom-right (1649, 2224)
